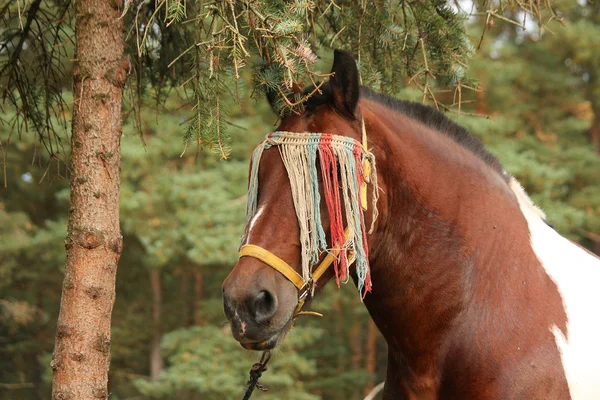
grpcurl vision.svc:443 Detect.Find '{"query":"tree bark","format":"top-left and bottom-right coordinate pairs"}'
top-left (590, 113), bottom-right (600, 155)
top-left (349, 320), bottom-right (362, 370)
top-left (332, 295), bottom-right (344, 373)
top-left (589, 105), bottom-right (600, 256)
top-left (193, 271), bottom-right (204, 325)
top-left (150, 269), bottom-right (163, 380)
top-left (475, 73), bottom-right (488, 115)
top-left (51, 0), bottom-right (126, 398)
top-left (178, 269), bottom-right (191, 326)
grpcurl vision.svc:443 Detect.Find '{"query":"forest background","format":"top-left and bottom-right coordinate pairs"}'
top-left (1, 1), bottom-right (600, 399)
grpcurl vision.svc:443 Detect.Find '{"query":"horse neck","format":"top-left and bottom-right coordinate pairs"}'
top-left (360, 101), bottom-right (533, 361)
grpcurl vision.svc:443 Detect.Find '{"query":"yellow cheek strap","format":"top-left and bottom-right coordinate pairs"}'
top-left (239, 244), bottom-right (305, 291)
top-left (361, 118), bottom-right (370, 211)
top-left (238, 228), bottom-right (354, 302)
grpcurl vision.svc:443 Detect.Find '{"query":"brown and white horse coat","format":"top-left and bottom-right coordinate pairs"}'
top-left (510, 178), bottom-right (600, 399)
top-left (222, 50), bottom-right (600, 399)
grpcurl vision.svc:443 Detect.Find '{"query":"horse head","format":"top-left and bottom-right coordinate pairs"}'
top-left (222, 50), bottom-right (381, 351)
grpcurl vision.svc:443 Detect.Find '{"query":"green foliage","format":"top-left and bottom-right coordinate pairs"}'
top-left (120, 99), bottom-right (250, 268)
top-left (167, 0), bottom-right (187, 25)
top-left (0, 0), bottom-right (73, 152)
top-left (134, 325), bottom-right (322, 399)
top-left (1, 0), bottom-right (563, 156)
top-left (0, 135), bottom-right (67, 400)
top-left (180, 55), bottom-right (232, 159)
top-left (125, 0), bottom-right (563, 153)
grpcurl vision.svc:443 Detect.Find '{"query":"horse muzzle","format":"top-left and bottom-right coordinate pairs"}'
top-left (227, 313), bottom-right (291, 351)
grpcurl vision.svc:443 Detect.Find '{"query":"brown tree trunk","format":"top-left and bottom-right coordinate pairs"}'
top-left (193, 271), bottom-right (204, 325)
top-left (593, 240), bottom-right (600, 257)
top-left (590, 114), bottom-right (600, 155)
top-left (178, 269), bottom-right (191, 326)
top-left (590, 108), bottom-right (600, 255)
top-left (150, 269), bottom-right (163, 380)
top-left (364, 319), bottom-right (378, 395)
top-left (475, 82), bottom-right (488, 115)
top-left (51, 0), bottom-right (126, 398)
top-left (349, 320), bottom-right (362, 370)
top-left (332, 294), bottom-right (344, 372)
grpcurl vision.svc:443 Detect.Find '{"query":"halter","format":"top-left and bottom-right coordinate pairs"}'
top-left (239, 227), bottom-right (356, 315)
top-left (239, 120), bottom-right (378, 316)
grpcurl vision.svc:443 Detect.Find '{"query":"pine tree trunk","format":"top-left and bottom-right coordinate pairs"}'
top-left (31, 347), bottom-right (43, 400)
top-left (349, 320), bottom-right (362, 370)
top-left (150, 269), bottom-right (163, 380)
top-left (193, 271), bottom-right (204, 325)
top-left (475, 72), bottom-right (488, 115)
top-left (332, 295), bottom-right (344, 373)
top-left (590, 110), bottom-right (600, 256)
top-left (179, 269), bottom-right (191, 326)
top-left (590, 113), bottom-right (600, 155)
top-left (364, 319), bottom-right (378, 395)
top-left (51, 0), bottom-right (126, 398)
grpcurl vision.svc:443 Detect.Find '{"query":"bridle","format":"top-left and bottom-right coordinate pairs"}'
top-left (238, 119), bottom-right (373, 317)
top-left (239, 227), bottom-right (356, 317)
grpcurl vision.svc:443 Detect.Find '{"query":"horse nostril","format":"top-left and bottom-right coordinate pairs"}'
top-left (252, 290), bottom-right (277, 324)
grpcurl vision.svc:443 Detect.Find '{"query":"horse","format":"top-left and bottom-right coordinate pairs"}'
top-left (222, 50), bottom-right (600, 399)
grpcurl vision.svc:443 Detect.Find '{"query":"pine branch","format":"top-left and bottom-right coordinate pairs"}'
top-left (118, 0), bottom-right (561, 153)
top-left (0, 0), bottom-right (43, 78)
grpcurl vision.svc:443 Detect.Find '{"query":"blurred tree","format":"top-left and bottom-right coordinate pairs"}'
top-left (541, 0), bottom-right (600, 253)
top-left (133, 325), bottom-right (323, 399)
top-left (0, 137), bottom-right (66, 400)
top-left (118, 104), bottom-right (250, 381)
top-left (544, 0), bottom-right (600, 155)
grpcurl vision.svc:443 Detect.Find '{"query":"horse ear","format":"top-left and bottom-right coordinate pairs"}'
top-left (265, 83), bottom-right (303, 116)
top-left (329, 49), bottom-right (360, 120)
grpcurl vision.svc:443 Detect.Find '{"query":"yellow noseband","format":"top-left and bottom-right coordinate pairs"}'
top-left (239, 227), bottom-right (355, 315)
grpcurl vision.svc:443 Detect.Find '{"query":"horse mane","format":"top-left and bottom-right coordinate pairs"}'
top-left (304, 84), bottom-right (508, 182)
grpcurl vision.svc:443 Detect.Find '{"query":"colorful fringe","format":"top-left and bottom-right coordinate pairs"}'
top-left (241, 132), bottom-right (379, 298)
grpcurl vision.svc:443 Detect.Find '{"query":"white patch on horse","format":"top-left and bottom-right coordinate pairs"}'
top-left (509, 178), bottom-right (546, 220)
top-left (510, 177), bottom-right (600, 399)
top-left (245, 205), bottom-right (265, 244)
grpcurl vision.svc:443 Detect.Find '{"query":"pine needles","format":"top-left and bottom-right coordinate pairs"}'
top-left (0, 0), bottom-right (73, 161)
top-left (1, 0), bottom-right (562, 158)
top-left (147, 0), bottom-right (560, 157)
